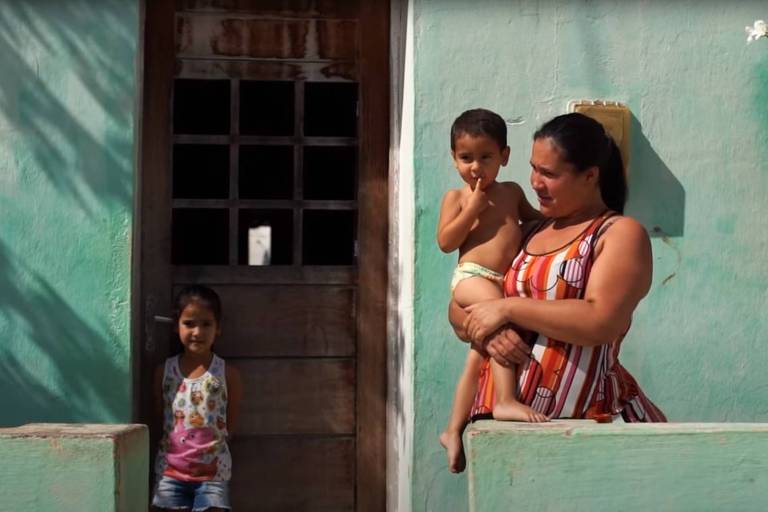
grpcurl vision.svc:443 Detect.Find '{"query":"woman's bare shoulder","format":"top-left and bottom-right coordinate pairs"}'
top-left (601, 215), bottom-right (647, 238)
top-left (595, 215), bottom-right (650, 255)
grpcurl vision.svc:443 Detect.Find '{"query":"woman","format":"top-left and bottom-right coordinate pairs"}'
top-left (451, 112), bottom-right (665, 422)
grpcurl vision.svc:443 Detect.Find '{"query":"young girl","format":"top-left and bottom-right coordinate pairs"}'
top-left (152, 285), bottom-right (242, 512)
top-left (437, 109), bottom-right (548, 474)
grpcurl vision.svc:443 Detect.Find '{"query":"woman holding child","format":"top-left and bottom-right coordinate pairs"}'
top-left (451, 112), bottom-right (666, 436)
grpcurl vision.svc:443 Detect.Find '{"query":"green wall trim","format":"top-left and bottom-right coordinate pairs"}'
top-left (467, 420), bottom-right (768, 511)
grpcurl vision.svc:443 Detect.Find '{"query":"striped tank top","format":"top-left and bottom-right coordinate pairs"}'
top-left (470, 212), bottom-right (666, 422)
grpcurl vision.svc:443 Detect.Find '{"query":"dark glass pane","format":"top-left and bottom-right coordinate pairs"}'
top-left (239, 145), bottom-right (293, 199)
top-left (303, 146), bottom-right (356, 200)
top-left (173, 145), bottom-right (229, 199)
top-left (238, 209), bottom-right (293, 265)
top-left (240, 81), bottom-right (294, 136)
top-left (303, 210), bottom-right (355, 265)
top-left (172, 209), bottom-right (229, 265)
top-left (304, 82), bottom-right (358, 137)
top-left (174, 79), bottom-right (230, 135)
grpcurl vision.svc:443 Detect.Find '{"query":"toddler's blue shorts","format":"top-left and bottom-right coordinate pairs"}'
top-left (152, 475), bottom-right (231, 511)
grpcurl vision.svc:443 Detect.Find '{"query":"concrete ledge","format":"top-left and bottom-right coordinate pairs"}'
top-left (466, 420), bottom-right (768, 512)
top-left (0, 423), bottom-right (148, 512)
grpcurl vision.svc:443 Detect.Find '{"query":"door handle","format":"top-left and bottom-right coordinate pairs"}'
top-left (145, 295), bottom-right (173, 353)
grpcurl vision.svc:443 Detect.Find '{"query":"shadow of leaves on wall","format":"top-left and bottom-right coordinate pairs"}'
top-left (625, 113), bottom-right (686, 238)
top-left (0, 239), bottom-right (129, 426)
top-left (0, 0), bottom-right (135, 217)
top-left (0, 0), bottom-right (137, 426)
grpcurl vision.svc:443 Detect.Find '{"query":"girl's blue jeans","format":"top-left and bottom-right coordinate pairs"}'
top-left (152, 475), bottom-right (231, 511)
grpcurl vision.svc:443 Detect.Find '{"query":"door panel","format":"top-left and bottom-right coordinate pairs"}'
top-left (216, 286), bottom-right (356, 357)
top-left (230, 436), bottom-right (355, 511)
top-left (139, 1), bottom-right (387, 509)
top-left (237, 359), bottom-right (355, 435)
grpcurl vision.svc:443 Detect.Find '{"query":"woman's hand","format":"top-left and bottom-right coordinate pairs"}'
top-left (484, 327), bottom-right (531, 367)
top-left (464, 299), bottom-right (513, 343)
top-left (450, 298), bottom-right (531, 366)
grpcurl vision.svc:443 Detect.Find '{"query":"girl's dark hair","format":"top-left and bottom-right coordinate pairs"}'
top-left (174, 285), bottom-right (222, 325)
top-left (533, 112), bottom-right (627, 213)
top-left (451, 108), bottom-right (507, 151)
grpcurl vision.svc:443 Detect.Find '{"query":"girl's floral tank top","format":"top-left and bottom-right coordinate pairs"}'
top-left (155, 354), bottom-right (232, 481)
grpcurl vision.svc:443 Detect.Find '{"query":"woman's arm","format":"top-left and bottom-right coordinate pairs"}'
top-left (464, 217), bottom-right (652, 346)
top-left (449, 299), bottom-right (532, 366)
top-left (226, 365), bottom-right (243, 439)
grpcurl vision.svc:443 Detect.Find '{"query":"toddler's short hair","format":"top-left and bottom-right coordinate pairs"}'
top-left (450, 108), bottom-right (507, 151)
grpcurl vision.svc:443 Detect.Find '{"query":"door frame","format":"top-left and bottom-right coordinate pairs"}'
top-left (133, 0), bottom-right (174, 453)
top-left (132, 1), bottom-right (389, 509)
top-left (356, 3), bottom-right (390, 510)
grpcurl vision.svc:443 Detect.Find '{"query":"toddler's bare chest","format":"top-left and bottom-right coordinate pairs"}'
top-left (465, 203), bottom-right (521, 248)
top-left (472, 197), bottom-right (519, 227)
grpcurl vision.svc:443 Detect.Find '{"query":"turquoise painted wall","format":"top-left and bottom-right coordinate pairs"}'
top-left (467, 421), bottom-right (768, 511)
top-left (0, 1), bottom-right (139, 425)
top-left (411, 1), bottom-right (768, 509)
top-left (0, 424), bottom-right (149, 511)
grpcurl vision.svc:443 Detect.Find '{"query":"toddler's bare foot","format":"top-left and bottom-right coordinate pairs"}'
top-left (439, 430), bottom-right (466, 473)
top-left (493, 400), bottom-right (549, 422)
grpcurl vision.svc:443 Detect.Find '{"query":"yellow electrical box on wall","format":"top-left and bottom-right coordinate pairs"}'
top-left (568, 100), bottom-right (631, 176)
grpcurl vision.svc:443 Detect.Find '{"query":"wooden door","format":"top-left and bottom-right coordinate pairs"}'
top-left (137, 1), bottom-right (388, 510)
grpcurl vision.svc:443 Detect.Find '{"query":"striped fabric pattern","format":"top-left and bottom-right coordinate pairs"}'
top-left (469, 212), bottom-right (666, 423)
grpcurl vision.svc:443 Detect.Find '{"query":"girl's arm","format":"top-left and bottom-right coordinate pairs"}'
top-left (437, 183), bottom-right (486, 252)
top-left (464, 217), bottom-right (652, 346)
top-left (226, 365), bottom-right (243, 439)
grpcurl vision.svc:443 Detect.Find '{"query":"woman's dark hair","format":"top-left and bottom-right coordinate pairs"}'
top-left (174, 285), bottom-right (222, 325)
top-left (533, 112), bottom-right (626, 213)
top-left (451, 108), bottom-right (507, 151)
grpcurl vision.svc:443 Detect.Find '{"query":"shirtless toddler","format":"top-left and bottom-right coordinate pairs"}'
top-left (437, 109), bottom-right (548, 474)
